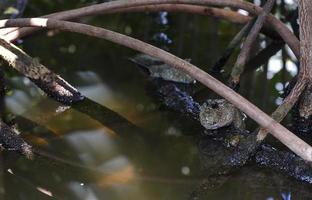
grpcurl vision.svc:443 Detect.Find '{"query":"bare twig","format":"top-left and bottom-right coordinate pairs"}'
top-left (244, 41), bottom-right (284, 74)
top-left (211, 17), bottom-right (256, 73)
top-left (230, 0), bottom-right (276, 87)
top-left (0, 38), bottom-right (84, 105)
top-left (1, 18), bottom-right (311, 161)
top-left (257, 0), bottom-right (312, 141)
top-left (0, 0), bottom-right (299, 59)
top-left (257, 79), bottom-right (307, 141)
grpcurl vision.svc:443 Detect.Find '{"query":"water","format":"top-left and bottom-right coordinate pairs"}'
top-left (1, 1), bottom-right (312, 199)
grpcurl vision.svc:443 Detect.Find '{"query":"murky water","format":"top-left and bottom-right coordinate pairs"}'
top-left (1, 1), bottom-right (312, 199)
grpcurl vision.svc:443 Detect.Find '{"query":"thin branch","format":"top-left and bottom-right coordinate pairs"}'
top-left (211, 17), bottom-right (256, 74)
top-left (255, 0), bottom-right (312, 142)
top-left (0, 38), bottom-right (84, 105)
top-left (240, 0), bottom-right (311, 152)
top-left (230, 0), bottom-right (276, 87)
top-left (244, 41), bottom-right (284, 74)
top-left (257, 79), bottom-right (307, 141)
top-left (1, 0), bottom-right (300, 59)
top-left (0, 4), bottom-right (249, 36)
top-left (1, 18), bottom-right (311, 161)
top-left (0, 4), bottom-right (279, 40)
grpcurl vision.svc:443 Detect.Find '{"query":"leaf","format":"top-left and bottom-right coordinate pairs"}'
top-left (3, 6), bottom-right (19, 15)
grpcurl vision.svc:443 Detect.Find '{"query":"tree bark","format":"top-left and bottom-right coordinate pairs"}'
top-left (296, 0), bottom-right (312, 119)
top-left (298, 0), bottom-right (312, 80)
top-left (0, 38), bottom-right (84, 105)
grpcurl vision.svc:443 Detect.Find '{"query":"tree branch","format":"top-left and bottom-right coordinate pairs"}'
top-left (1, 0), bottom-right (300, 59)
top-left (230, 0), bottom-right (276, 87)
top-left (0, 38), bottom-right (84, 105)
top-left (244, 0), bottom-right (311, 151)
top-left (0, 4), bottom-right (248, 36)
top-left (211, 17), bottom-right (256, 74)
top-left (0, 18), bottom-right (311, 161)
top-left (257, 79), bottom-right (307, 141)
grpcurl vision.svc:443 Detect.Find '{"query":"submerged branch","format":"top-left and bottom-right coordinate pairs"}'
top-left (0, 18), bottom-right (311, 161)
top-left (0, 0), bottom-right (299, 59)
top-left (0, 38), bottom-right (84, 105)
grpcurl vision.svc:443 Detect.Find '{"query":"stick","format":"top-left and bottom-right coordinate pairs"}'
top-left (230, 0), bottom-right (276, 87)
top-left (211, 17), bottom-right (256, 74)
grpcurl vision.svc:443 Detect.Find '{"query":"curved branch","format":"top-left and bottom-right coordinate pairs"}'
top-left (1, 0), bottom-right (299, 58)
top-left (0, 4), bottom-right (249, 36)
top-left (0, 18), bottom-right (311, 161)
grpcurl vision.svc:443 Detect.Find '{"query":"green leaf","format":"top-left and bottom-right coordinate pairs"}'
top-left (3, 6), bottom-right (19, 15)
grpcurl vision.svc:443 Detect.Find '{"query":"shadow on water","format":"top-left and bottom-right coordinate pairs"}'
top-left (72, 97), bottom-right (143, 138)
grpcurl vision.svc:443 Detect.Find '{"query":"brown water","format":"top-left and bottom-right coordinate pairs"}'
top-left (1, 1), bottom-right (312, 199)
